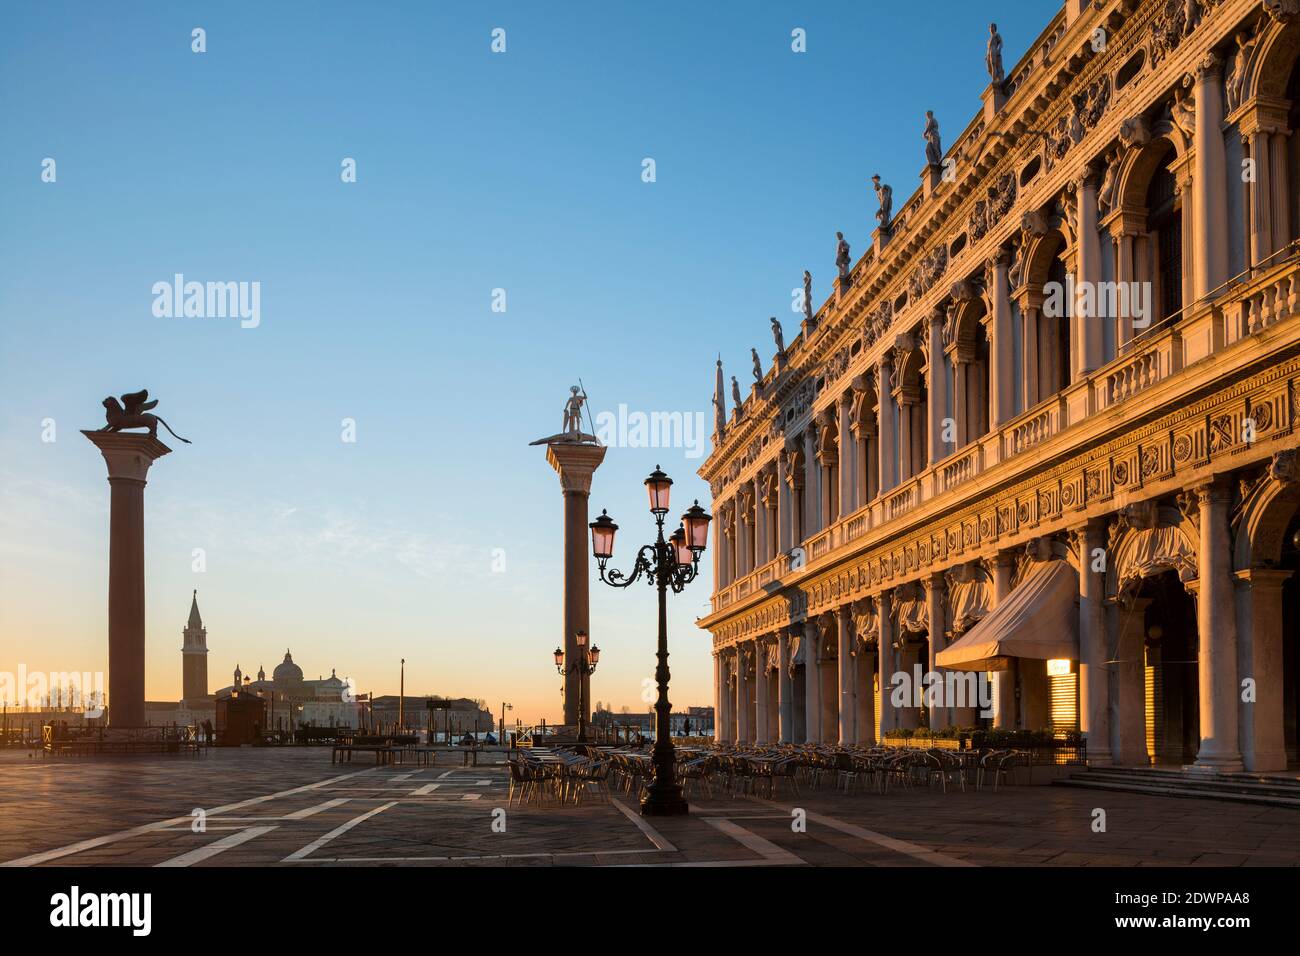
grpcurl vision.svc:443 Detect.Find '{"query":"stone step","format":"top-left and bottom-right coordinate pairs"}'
top-left (1076, 767), bottom-right (1300, 798)
top-left (1053, 775), bottom-right (1300, 809)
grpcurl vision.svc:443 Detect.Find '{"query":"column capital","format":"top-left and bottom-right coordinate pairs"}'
top-left (1195, 51), bottom-right (1224, 80)
top-left (1192, 475), bottom-right (1234, 506)
top-left (544, 442), bottom-right (608, 495)
top-left (82, 430), bottom-right (171, 484)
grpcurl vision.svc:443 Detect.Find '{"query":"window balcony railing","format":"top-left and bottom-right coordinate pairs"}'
top-left (706, 253), bottom-right (1300, 617)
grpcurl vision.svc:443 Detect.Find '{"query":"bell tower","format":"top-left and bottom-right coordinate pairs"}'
top-left (181, 590), bottom-right (210, 704)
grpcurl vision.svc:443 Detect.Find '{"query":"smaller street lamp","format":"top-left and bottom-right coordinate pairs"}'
top-left (554, 629), bottom-right (600, 742)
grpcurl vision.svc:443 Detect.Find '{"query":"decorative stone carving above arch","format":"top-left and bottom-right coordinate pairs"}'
top-left (1233, 449), bottom-right (1300, 570)
top-left (1107, 504), bottom-right (1199, 599)
top-left (946, 561), bottom-right (992, 635)
top-left (1247, 6), bottom-right (1300, 103)
top-left (852, 597), bottom-right (879, 648)
top-left (893, 582), bottom-right (928, 636)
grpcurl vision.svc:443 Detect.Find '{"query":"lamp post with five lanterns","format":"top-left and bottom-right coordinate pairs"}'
top-left (589, 465), bottom-right (710, 816)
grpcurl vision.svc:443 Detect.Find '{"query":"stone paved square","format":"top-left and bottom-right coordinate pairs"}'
top-left (2, 749), bottom-right (1297, 868)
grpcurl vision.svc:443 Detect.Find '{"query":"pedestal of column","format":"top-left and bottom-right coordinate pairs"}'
top-left (543, 442), bottom-right (607, 727)
top-left (83, 431), bottom-right (172, 727)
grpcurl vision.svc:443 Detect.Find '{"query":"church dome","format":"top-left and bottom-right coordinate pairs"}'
top-left (273, 649), bottom-right (303, 683)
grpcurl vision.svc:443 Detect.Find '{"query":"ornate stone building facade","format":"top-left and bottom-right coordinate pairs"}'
top-left (698, 0), bottom-right (1300, 772)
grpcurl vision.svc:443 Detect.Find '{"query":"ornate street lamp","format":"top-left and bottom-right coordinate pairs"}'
top-left (590, 467), bottom-right (711, 816)
top-left (554, 630), bottom-right (600, 742)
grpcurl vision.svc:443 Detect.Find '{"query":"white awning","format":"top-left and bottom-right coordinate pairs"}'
top-left (935, 559), bottom-right (1078, 670)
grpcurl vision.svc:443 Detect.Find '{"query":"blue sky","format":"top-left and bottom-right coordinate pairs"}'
top-left (0, 1), bottom-right (1046, 721)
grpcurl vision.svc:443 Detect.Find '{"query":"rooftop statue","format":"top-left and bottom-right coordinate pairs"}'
top-left (924, 111), bottom-right (943, 167)
top-left (98, 389), bottom-right (191, 443)
top-left (986, 23), bottom-right (1004, 86)
top-left (751, 348), bottom-right (763, 382)
top-left (835, 233), bottom-right (851, 281)
top-left (871, 174), bottom-right (893, 228)
top-left (771, 316), bottom-right (786, 356)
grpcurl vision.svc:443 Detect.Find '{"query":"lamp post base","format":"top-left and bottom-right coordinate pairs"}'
top-left (640, 784), bottom-right (689, 817)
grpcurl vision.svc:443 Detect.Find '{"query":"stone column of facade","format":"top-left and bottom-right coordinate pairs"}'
top-left (1192, 54), bottom-right (1229, 300)
top-left (777, 626), bottom-right (793, 743)
top-left (991, 551), bottom-right (1017, 729)
top-left (817, 412), bottom-right (837, 527)
top-left (1268, 131), bottom-right (1290, 264)
top-left (752, 474), bottom-right (768, 567)
top-left (877, 589), bottom-right (896, 736)
top-left (83, 431), bottom-right (172, 727)
top-left (715, 502), bottom-right (727, 588)
top-left (712, 651), bottom-right (723, 743)
top-left (857, 643), bottom-right (877, 745)
top-left (924, 572), bottom-right (949, 729)
top-left (895, 391), bottom-right (917, 482)
top-left (735, 645), bottom-right (749, 744)
top-left (803, 428), bottom-right (819, 537)
top-left (755, 640), bottom-right (772, 745)
top-left (1112, 226), bottom-right (1138, 346)
top-left (803, 619), bottom-right (821, 743)
top-left (1021, 299), bottom-right (1041, 409)
top-left (927, 309), bottom-right (949, 465)
top-left (838, 392), bottom-right (853, 516)
top-left (819, 615), bottom-right (840, 738)
top-left (722, 651), bottom-right (736, 744)
top-left (836, 604), bottom-right (855, 744)
top-left (1077, 520), bottom-right (1112, 765)
top-left (1112, 596), bottom-right (1151, 766)
top-left (988, 251), bottom-right (1015, 427)
top-left (1075, 171), bottom-right (1105, 375)
top-left (776, 450), bottom-right (792, 555)
top-left (1192, 479), bottom-right (1243, 770)
top-left (1234, 568), bottom-right (1291, 772)
top-left (852, 375), bottom-right (877, 504)
top-left (877, 353), bottom-right (897, 495)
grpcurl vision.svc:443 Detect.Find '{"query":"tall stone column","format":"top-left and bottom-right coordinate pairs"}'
top-left (877, 589), bottom-right (896, 735)
top-left (738, 644), bottom-right (753, 744)
top-left (1234, 568), bottom-right (1291, 772)
top-left (719, 653), bottom-right (734, 744)
top-left (803, 428), bottom-right (819, 537)
top-left (776, 452), bottom-right (791, 555)
top-left (991, 552), bottom-right (1017, 729)
top-left (1113, 596), bottom-right (1151, 766)
top-left (837, 393), bottom-right (853, 517)
top-left (83, 431), bottom-right (172, 727)
top-left (755, 640), bottom-right (771, 745)
top-left (836, 605), bottom-right (854, 744)
top-left (927, 310), bottom-right (949, 464)
top-left (1077, 520), bottom-right (1112, 765)
top-left (857, 645), bottom-right (876, 745)
top-left (1193, 479), bottom-right (1243, 771)
top-left (1075, 171), bottom-right (1105, 375)
top-left (1021, 303), bottom-right (1041, 408)
top-left (543, 442), bottom-right (607, 726)
top-left (803, 619), bottom-right (821, 743)
top-left (1192, 54), bottom-right (1229, 300)
top-left (777, 626), bottom-right (794, 743)
top-left (877, 353), bottom-right (897, 495)
top-left (988, 251), bottom-right (1015, 427)
top-left (712, 655), bottom-right (722, 743)
top-left (756, 472), bottom-right (772, 566)
top-left (925, 572), bottom-right (949, 729)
